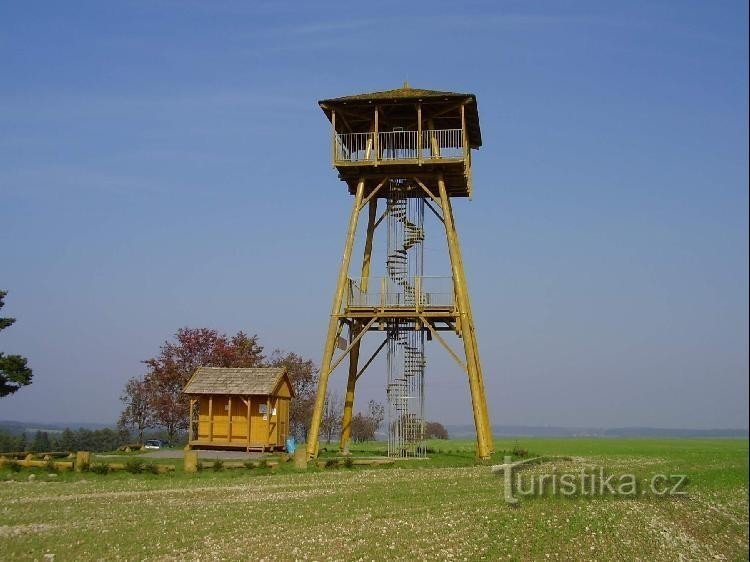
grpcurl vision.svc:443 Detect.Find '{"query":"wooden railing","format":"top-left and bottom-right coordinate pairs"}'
top-left (334, 129), bottom-right (464, 163)
top-left (346, 276), bottom-right (455, 309)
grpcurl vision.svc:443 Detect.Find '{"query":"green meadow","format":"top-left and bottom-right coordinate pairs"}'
top-left (1, 438), bottom-right (747, 560)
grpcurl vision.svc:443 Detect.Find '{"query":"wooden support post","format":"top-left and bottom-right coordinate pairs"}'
top-left (461, 103), bottom-right (472, 196)
top-left (428, 119), bottom-right (440, 158)
top-left (307, 179), bottom-right (366, 459)
top-left (188, 399), bottom-right (195, 443)
top-left (274, 397), bottom-right (280, 447)
top-left (246, 397), bottom-right (251, 448)
top-left (184, 450), bottom-right (198, 473)
top-left (437, 175), bottom-right (492, 459)
top-left (227, 396), bottom-right (232, 443)
top-left (331, 109), bottom-right (337, 165)
top-left (415, 275), bottom-right (422, 313)
top-left (417, 103), bottom-right (422, 164)
top-left (266, 396), bottom-right (271, 447)
top-left (75, 451), bottom-right (90, 472)
top-left (340, 199), bottom-right (377, 451)
top-left (374, 106), bottom-right (379, 163)
top-left (461, 104), bottom-right (467, 159)
top-left (294, 447), bottom-right (307, 469)
top-left (208, 396), bottom-right (213, 442)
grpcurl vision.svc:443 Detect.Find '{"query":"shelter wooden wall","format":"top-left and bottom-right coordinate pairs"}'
top-left (196, 393), bottom-right (290, 449)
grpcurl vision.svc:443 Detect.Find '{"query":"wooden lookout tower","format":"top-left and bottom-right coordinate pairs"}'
top-left (307, 84), bottom-right (493, 459)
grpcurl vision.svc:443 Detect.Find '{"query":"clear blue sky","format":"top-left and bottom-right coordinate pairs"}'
top-left (1, 1), bottom-right (747, 429)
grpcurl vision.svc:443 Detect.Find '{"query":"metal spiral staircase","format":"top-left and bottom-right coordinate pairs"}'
top-left (386, 324), bottom-right (427, 456)
top-left (385, 187), bottom-right (427, 457)
top-left (385, 197), bottom-right (425, 305)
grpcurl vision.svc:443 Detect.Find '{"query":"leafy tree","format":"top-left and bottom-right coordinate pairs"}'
top-left (320, 391), bottom-right (343, 444)
top-left (350, 400), bottom-right (385, 442)
top-left (118, 376), bottom-right (154, 444)
top-left (367, 400), bottom-right (384, 433)
top-left (424, 421), bottom-right (449, 439)
top-left (142, 328), bottom-right (264, 441)
top-left (0, 290), bottom-right (33, 397)
top-left (266, 350), bottom-right (318, 441)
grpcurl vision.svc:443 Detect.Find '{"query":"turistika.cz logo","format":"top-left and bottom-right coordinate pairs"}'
top-left (494, 456), bottom-right (688, 505)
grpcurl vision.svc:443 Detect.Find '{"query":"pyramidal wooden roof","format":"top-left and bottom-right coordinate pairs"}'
top-left (319, 85), bottom-right (474, 104)
top-left (183, 367), bottom-right (292, 396)
top-left (319, 83), bottom-right (482, 148)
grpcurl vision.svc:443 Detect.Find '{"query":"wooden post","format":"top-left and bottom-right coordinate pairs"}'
top-left (266, 396), bottom-right (271, 447)
top-left (208, 396), bottom-right (213, 442)
top-left (307, 178), bottom-right (366, 459)
top-left (461, 103), bottom-right (472, 196)
top-left (437, 174), bottom-right (492, 459)
top-left (75, 451), bottom-right (90, 472)
top-left (331, 109), bottom-right (337, 165)
top-left (188, 399), bottom-right (195, 443)
top-left (415, 275), bottom-right (422, 313)
top-left (274, 397), bottom-right (280, 447)
top-left (417, 103), bottom-right (422, 164)
top-left (340, 198), bottom-right (378, 451)
top-left (374, 106), bottom-right (379, 163)
top-left (227, 396), bottom-right (232, 443)
top-left (294, 447), bottom-right (307, 469)
top-left (184, 450), bottom-right (199, 473)
top-left (428, 119), bottom-right (440, 158)
top-left (246, 397), bottom-right (251, 449)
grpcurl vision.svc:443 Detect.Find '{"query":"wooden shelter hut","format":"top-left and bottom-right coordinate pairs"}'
top-left (183, 367), bottom-right (294, 451)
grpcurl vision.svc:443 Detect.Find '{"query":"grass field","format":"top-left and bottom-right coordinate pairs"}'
top-left (1, 438), bottom-right (747, 561)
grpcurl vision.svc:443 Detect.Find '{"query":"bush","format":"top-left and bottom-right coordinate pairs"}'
top-left (7, 460), bottom-right (21, 473)
top-left (125, 458), bottom-right (145, 474)
top-left (244, 460), bottom-right (256, 470)
top-left (424, 421), bottom-right (449, 439)
top-left (89, 463), bottom-right (110, 475)
top-left (512, 442), bottom-right (529, 458)
top-left (45, 459), bottom-right (59, 473)
top-left (324, 458), bottom-right (338, 469)
top-left (343, 457), bottom-right (354, 469)
top-left (145, 463), bottom-right (160, 474)
top-left (212, 459), bottom-right (224, 472)
top-left (257, 459), bottom-right (268, 470)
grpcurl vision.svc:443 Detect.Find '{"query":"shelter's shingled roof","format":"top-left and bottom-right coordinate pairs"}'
top-left (183, 367), bottom-right (290, 396)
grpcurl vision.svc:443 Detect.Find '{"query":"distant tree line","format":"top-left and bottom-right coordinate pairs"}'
top-left (0, 428), bottom-right (123, 453)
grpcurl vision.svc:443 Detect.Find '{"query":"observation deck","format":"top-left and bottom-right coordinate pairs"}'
top-left (319, 85), bottom-right (482, 198)
top-left (342, 276), bottom-right (458, 331)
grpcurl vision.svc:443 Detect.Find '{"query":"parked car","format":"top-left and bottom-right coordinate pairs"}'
top-left (143, 440), bottom-right (162, 449)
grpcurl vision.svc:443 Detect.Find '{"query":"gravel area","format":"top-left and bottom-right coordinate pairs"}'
top-left (140, 449), bottom-right (267, 460)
